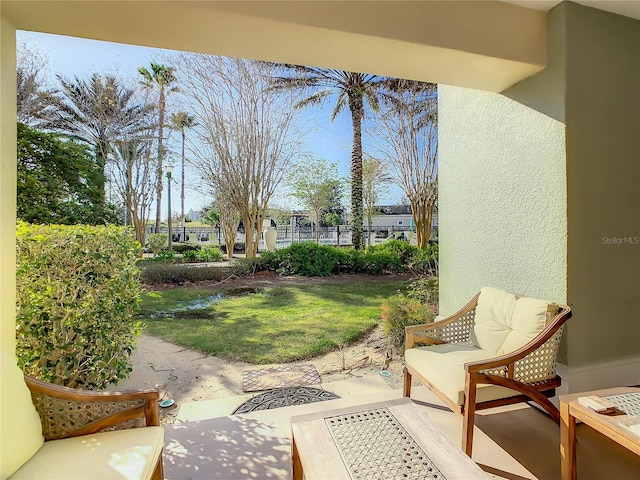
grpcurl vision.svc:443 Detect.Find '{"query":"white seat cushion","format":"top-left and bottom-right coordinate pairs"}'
top-left (9, 426), bottom-right (164, 480)
top-left (470, 287), bottom-right (551, 356)
top-left (0, 356), bottom-right (44, 478)
top-left (405, 343), bottom-right (521, 406)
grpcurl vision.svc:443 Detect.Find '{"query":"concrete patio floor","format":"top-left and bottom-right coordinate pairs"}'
top-left (162, 379), bottom-right (640, 479)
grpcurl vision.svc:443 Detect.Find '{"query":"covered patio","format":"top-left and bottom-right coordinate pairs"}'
top-left (1, 1), bottom-right (638, 478)
top-left (159, 378), bottom-right (639, 479)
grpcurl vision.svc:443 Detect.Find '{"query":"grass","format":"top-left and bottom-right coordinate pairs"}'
top-left (139, 281), bottom-right (405, 364)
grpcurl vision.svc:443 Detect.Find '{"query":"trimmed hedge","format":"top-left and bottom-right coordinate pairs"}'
top-left (261, 242), bottom-right (343, 276)
top-left (139, 240), bottom-right (439, 282)
top-left (229, 257), bottom-right (270, 276)
top-left (139, 263), bottom-right (232, 284)
top-left (340, 248), bottom-right (404, 274)
top-left (260, 240), bottom-right (428, 276)
top-left (16, 223), bottom-right (142, 389)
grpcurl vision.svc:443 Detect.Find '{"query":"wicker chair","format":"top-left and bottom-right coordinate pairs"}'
top-left (10, 374), bottom-right (163, 479)
top-left (403, 287), bottom-right (572, 457)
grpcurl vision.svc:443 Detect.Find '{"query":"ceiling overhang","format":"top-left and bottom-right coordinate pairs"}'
top-left (2, 1), bottom-right (548, 92)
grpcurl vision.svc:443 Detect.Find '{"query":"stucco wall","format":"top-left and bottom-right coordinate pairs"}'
top-left (438, 85), bottom-right (567, 316)
top-left (564, 3), bottom-right (640, 366)
top-left (0, 17), bottom-right (45, 479)
top-left (439, 2), bottom-right (639, 374)
top-left (0, 16), bottom-right (16, 356)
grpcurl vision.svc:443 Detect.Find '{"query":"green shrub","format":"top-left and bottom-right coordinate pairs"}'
top-left (172, 243), bottom-right (201, 253)
top-left (139, 263), bottom-right (232, 284)
top-left (153, 249), bottom-right (176, 262)
top-left (258, 250), bottom-right (280, 270)
top-left (181, 250), bottom-right (199, 262)
top-left (238, 241), bottom-right (414, 276)
top-left (381, 294), bottom-right (435, 347)
top-left (358, 249), bottom-right (404, 274)
top-left (371, 239), bottom-right (417, 264)
top-left (338, 248), bottom-right (404, 274)
top-left (337, 248), bottom-right (361, 273)
top-left (16, 223), bottom-right (142, 389)
top-left (270, 242), bottom-right (343, 276)
top-left (409, 244), bottom-right (439, 275)
top-left (406, 277), bottom-right (439, 305)
top-left (197, 246), bottom-right (223, 262)
top-left (148, 233), bottom-right (167, 254)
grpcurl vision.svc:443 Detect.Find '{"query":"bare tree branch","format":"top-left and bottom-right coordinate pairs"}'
top-left (174, 54), bottom-right (304, 257)
top-left (374, 84), bottom-right (438, 249)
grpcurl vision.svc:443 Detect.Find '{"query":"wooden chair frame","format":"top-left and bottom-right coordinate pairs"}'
top-left (24, 375), bottom-right (164, 480)
top-left (403, 293), bottom-right (572, 456)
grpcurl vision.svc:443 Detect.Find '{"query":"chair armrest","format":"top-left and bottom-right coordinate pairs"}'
top-left (24, 374), bottom-right (160, 440)
top-left (464, 305), bottom-right (572, 383)
top-left (405, 293), bottom-right (480, 349)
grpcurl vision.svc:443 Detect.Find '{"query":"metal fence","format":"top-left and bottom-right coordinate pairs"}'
top-left (146, 224), bottom-right (427, 248)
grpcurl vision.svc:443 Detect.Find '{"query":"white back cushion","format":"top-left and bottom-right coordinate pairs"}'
top-left (470, 287), bottom-right (550, 355)
top-left (470, 287), bottom-right (517, 354)
top-left (500, 296), bottom-right (550, 355)
top-left (0, 354), bottom-right (44, 479)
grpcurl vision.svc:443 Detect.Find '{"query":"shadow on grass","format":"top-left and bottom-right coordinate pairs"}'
top-left (140, 279), bottom-right (407, 363)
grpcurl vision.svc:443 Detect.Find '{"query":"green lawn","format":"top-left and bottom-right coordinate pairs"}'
top-left (139, 281), bottom-right (405, 364)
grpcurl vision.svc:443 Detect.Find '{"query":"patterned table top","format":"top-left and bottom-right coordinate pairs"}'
top-left (325, 407), bottom-right (445, 479)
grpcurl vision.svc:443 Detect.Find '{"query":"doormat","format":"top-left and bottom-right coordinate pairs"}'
top-left (241, 364), bottom-right (321, 392)
top-left (232, 387), bottom-right (340, 414)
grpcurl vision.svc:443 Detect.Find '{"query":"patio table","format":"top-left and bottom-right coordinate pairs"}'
top-left (290, 397), bottom-right (488, 479)
top-left (560, 386), bottom-right (640, 480)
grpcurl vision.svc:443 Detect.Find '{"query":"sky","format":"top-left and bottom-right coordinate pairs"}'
top-left (17, 30), bottom-right (404, 219)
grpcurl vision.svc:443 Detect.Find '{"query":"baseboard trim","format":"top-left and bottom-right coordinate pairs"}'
top-left (556, 355), bottom-right (640, 395)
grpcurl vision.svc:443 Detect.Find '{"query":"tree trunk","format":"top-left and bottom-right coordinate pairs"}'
top-left (94, 144), bottom-right (107, 212)
top-left (253, 213), bottom-right (262, 257)
top-left (348, 94), bottom-right (364, 250)
top-left (222, 223), bottom-right (237, 260)
top-left (154, 88), bottom-right (166, 233)
top-left (125, 162), bottom-right (133, 226)
top-left (243, 213), bottom-right (256, 258)
top-left (411, 199), bottom-right (435, 249)
top-left (314, 208), bottom-right (321, 244)
top-left (181, 129), bottom-right (186, 230)
top-left (220, 210), bottom-right (238, 260)
top-left (134, 222), bottom-right (145, 258)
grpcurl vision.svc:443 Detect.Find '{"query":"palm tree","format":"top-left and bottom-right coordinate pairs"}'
top-left (170, 111), bottom-right (196, 235)
top-left (382, 79), bottom-right (437, 127)
top-left (50, 74), bottom-right (150, 213)
top-left (270, 67), bottom-right (389, 249)
top-left (138, 62), bottom-right (178, 233)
